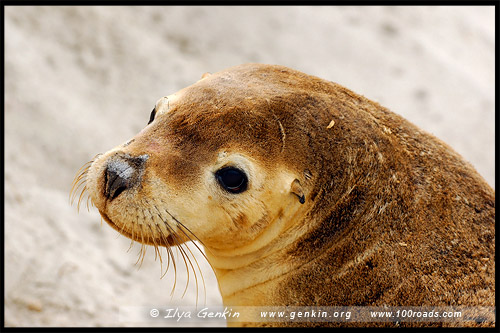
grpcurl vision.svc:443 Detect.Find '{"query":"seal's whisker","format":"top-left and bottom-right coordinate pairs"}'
top-left (127, 239), bottom-right (134, 253)
top-left (153, 241), bottom-right (160, 263)
top-left (147, 224), bottom-right (163, 266)
top-left (160, 206), bottom-right (209, 305)
top-left (141, 244), bottom-right (148, 267)
top-left (70, 167), bottom-right (93, 211)
top-left (164, 209), bottom-right (216, 273)
top-left (176, 221), bottom-right (214, 257)
top-left (163, 244), bottom-right (174, 280)
top-left (179, 239), bottom-right (205, 306)
top-left (154, 245), bottom-right (162, 269)
top-left (170, 246), bottom-right (181, 299)
top-left (168, 245), bottom-right (178, 298)
top-left (70, 177), bottom-right (87, 206)
top-left (170, 217), bottom-right (211, 305)
top-left (148, 227), bottom-right (159, 262)
top-left (134, 243), bottom-right (143, 266)
top-left (70, 155), bottom-right (100, 206)
top-left (133, 223), bottom-right (145, 267)
top-left (86, 195), bottom-right (92, 212)
top-left (144, 208), bottom-right (162, 265)
top-left (151, 204), bottom-right (191, 298)
top-left (165, 212), bottom-right (208, 247)
top-left (134, 245), bottom-right (142, 266)
top-left (74, 158), bottom-right (94, 175)
top-left (136, 243), bottom-right (148, 268)
top-left (175, 223), bottom-right (209, 305)
top-left (71, 186), bottom-right (86, 211)
top-left (160, 221), bottom-right (181, 297)
top-left (156, 207), bottom-right (199, 301)
top-left (139, 226), bottom-right (149, 267)
top-left (165, 222), bottom-right (200, 302)
top-left (119, 216), bottom-right (130, 236)
top-left (167, 229), bottom-right (201, 303)
top-left (71, 165), bottom-right (89, 186)
top-left (158, 227), bottom-right (176, 281)
top-left (77, 185), bottom-right (88, 212)
top-left (155, 224), bottom-right (172, 278)
top-left (138, 225), bottom-right (148, 268)
top-left (170, 231), bottom-right (191, 298)
top-left (71, 168), bottom-right (87, 188)
top-left (176, 222), bottom-right (213, 269)
top-left (70, 175), bottom-right (84, 198)
top-left (176, 242), bottom-right (193, 299)
top-left (71, 162), bottom-right (91, 190)
top-left (71, 160), bottom-right (92, 188)
top-left (70, 182), bottom-right (81, 205)
top-left (129, 222), bottom-right (136, 248)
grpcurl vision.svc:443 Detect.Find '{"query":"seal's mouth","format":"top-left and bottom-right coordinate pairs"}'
top-left (72, 156), bottom-right (211, 305)
top-left (98, 210), bottom-right (176, 248)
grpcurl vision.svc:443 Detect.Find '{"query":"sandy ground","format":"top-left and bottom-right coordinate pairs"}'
top-left (4, 6), bottom-right (495, 327)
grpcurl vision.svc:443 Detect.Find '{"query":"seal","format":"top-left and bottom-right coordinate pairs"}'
top-left (72, 64), bottom-right (495, 327)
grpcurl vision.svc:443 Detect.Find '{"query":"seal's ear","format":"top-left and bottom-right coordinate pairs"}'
top-left (201, 72), bottom-right (212, 79)
top-left (290, 179), bottom-right (305, 204)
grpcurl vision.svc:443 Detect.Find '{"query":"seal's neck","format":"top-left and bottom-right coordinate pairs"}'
top-left (203, 202), bottom-right (315, 306)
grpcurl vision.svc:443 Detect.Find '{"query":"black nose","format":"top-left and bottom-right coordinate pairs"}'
top-left (104, 154), bottom-right (149, 200)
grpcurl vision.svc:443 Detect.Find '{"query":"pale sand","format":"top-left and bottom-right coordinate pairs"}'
top-left (4, 6), bottom-right (494, 327)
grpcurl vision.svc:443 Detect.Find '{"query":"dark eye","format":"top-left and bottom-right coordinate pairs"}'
top-left (215, 167), bottom-right (248, 194)
top-left (148, 108), bottom-right (156, 125)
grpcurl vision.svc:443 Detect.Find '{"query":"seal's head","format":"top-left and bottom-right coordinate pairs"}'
top-left (75, 64), bottom-right (325, 255)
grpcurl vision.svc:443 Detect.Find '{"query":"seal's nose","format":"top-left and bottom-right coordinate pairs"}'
top-left (104, 154), bottom-right (149, 200)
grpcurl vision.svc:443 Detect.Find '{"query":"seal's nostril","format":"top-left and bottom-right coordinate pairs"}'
top-left (103, 154), bottom-right (148, 201)
top-left (105, 167), bottom-right (129, 200)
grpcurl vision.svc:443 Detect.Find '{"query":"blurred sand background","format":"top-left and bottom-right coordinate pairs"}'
top-left (4, 6), bottom-right (495, 327)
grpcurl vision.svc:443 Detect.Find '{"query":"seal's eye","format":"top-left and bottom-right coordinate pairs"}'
top-left (148, 108), bottom-right (156, 125)
top-left (216, 167), bottom-right (248, 194)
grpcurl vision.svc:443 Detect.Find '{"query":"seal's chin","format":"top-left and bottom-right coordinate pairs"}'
top-left (98, 210), bottom-right (175, 247)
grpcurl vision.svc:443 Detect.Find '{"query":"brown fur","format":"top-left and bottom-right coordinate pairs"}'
top-left (77, 64), bottom-right (494, 327)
